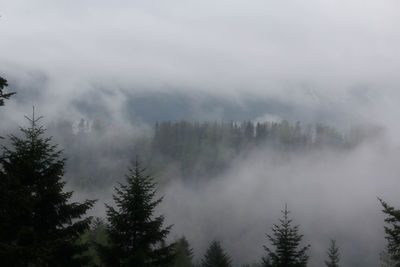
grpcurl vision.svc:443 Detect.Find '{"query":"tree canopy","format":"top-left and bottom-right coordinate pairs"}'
top-left (379, 198), bottom-right (400, 266)
top-left (325, 240), bottom-right (340, 267)
top-left (97, 161), bottom-right (175, 266)
top-left (262, 205), bottom-right (310, 267)
top-left (0, 76), bottom-right (15, 106)
top-left (173, 236), bottom-right (194, 267)
top-left (0, 110), bottom-right (95, 266)
top-left (201, 240), bottom-right (232, 267)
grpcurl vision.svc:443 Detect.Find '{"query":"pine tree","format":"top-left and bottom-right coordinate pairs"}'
top-left (97, 161), bottom-right (175, 266)
top-left (325, 240), bottom-right (340, 267)
top-left (201, 240), bottom-right (232, 267)
top-left (84, 217), bottom-right (108, 267)
top-left (379, 198), bottom-right (400, 266)
top-left (0, 76), bottom-right (15, 106)
top-left (173, 236), bottom-right (194, 267)
top-left (262, 205), bottom-right (310, 267)
top-left (380, 249), bottom-right (397, 267)
top-left (0, 110), bottom-right (95, 266)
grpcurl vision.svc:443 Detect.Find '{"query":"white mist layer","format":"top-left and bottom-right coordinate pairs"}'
top-left (157, 135), bottom-right (397, 266)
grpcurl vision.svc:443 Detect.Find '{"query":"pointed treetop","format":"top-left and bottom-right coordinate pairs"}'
top-left (262, 204), bottom-right (310, 267)
top-left (24, 106), bottom-right (43, 130)
top-left (325, 239), bottom-right (340, 267)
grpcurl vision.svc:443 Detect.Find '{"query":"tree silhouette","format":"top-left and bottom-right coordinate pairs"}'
top-left (0, 109), bottom-right (95, 266)
top-left (379, 198), bottom-right (400, 266)
top-left (201, 240), bottom-right (232, 267)
top-left (97, 161), bottom-right (175, 266)
top-left (325, 240), bottom-right (340, 267)
top-left (262, 205), bottom-right (310, 267)
top-left (0, 76), bottom-right (15, 106)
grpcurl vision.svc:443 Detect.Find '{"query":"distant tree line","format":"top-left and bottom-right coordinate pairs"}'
top-left (46, 118), bottom-right (381, 188)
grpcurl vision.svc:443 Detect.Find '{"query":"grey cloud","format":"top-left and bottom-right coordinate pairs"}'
top-left (1, 0), bottom-right (400, 104)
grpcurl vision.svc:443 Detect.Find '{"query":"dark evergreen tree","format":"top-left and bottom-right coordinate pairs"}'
top-left (262, 205), bottom-right (310, 267)
top-left (0, 76), bottom-right (15, 106)
top-left (0, 111), bottom-right (95, 266)
top-left (97, 161), bottom-right (175, 266)
top-left (379, 198), bottom-right (400, 266)
top-left (380, 249), bottom-right (397, 267)
top-left (84, 217), bottom-right (108, 267)
top-left (325, 240), bottom-right (340, 267)
top-left (201, 240), bottom-right (232, 267)
top-left (243, 264), bottom-right (262, 267)
top-left (88, 217), bottom-right (106, 245)
top-left (173, 236), bottom-right (194, 267)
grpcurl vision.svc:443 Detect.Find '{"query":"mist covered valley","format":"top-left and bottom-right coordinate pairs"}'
top-left (54, 115), bottom-right (394, 266)
top-left (2, 93), bottom-right (395, 266)
top-left (2, 0), bottom-right (400, 266)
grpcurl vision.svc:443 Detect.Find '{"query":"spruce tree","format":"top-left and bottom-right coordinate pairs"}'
top-left (97, 161), bottom-right (174, 266)
top-left (262, 205), bottom-right (310, 267)
top-left (201, 240), bottom-right (232, 267)
top-left (0, 110), bottom-right (95, 266)
top-left (380, 249), bottom-right (397, 267)
top-left (173, 236), bottom-right (194, 267)
top-left (0, 76), bottom-right (15, 106)
top-left (379, 198), bottom-right (400, 266)
top-left (325, 240), bottom-right (340, 267)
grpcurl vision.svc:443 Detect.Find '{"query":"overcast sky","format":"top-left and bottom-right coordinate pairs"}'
top-left (1, 0), bottom-right (400, 127)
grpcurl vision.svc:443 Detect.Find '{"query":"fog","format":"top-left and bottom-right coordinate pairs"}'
top-left (56, 122), bottom-right (396, 266)
top-left (1, 0), bottom-right (400, 126)
top-left (160, 139), bottom-right (394, 266)
top-left (1, 0), bottom-right (400, 266)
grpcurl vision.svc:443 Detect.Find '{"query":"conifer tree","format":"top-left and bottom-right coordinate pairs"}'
top-left (325, 240), bottom-right (340, 267)
top-left (0, 76), bottom-right (15, 106)
top-left (173, 236), bottom-right (194, 267)
top-left (201, 240), bottom-right (232, 267)
top-left (97, 161), bottom-right (175, 266)
top-left (0, 110), bottom-right (95, 266)
top-left (262, 205), bottom-right (310, 267)
top-left (379, 198), bottom-right (400, 266)
top-left (380, 249), bottom-right (397, 267)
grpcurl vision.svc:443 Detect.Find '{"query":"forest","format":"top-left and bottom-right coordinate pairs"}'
top-left (1, 76), bottom-right (400, 267)
top-left (47, 116), bottom-right (379, 189)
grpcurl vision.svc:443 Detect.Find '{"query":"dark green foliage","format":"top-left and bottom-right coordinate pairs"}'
top-left (173, 236), bottom-right (194, 267)
top-left (97, 161), bottom-right (175, 266)
top-left (201, 240), bottom-right (232, 267)
top-left (380, 249), bottom-right (397, 267)
top-left (0, 76), bottom-right (15, 106)
top-left (325, 240), bottom-right (340, 267)
top-left (81, 217), bottom-right (108, 267)
top-left (262, 205), bottom-right (310, 267)
top-left (0, 112), bottom-right (95, 266)
top-left (243, 264), bottom-right (262, 267)
top-left (379, 198), bottom-right (400, 266)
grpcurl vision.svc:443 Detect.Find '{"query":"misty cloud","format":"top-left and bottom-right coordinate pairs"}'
top-left (159, 137), bottom-right (395, 266)
top-left (1, 0), bottom-right (400, 128)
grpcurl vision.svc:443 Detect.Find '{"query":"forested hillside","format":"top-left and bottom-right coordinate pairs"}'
top-left (46, 118), bottom-right (380, 189)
